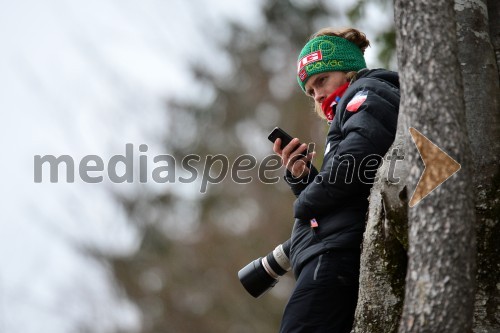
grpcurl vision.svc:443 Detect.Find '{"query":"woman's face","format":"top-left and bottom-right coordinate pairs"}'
top-left (304, 71), bottom-right (348, 107)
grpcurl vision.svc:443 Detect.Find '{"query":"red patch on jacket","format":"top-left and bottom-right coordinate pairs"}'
top-left (346, 91), bottom-right (368, 112)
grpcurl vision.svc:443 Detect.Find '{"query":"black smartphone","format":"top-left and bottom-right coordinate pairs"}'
top-left (268, 127), bottom-right (297, 150)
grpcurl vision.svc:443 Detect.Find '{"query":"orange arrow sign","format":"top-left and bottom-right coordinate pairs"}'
top-left (409, 127), bottom-right (461, 207)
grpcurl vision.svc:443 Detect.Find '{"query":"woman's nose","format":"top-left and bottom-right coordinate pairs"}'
top-left (314, 90), bottom-right (325, 104)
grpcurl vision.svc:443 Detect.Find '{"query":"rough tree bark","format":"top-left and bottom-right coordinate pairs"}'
top-left (488, 0), bottom-right (500, 77)
top-left (353, 1), bottom-right (499, 332)
top-left (456, 0), bottom-right (500, 331)
top-left (456, 0), bottom-right (500, 182)
top-left (352, 118), bottom-right (409, 333)
top-left (395, 0), bottom-right (477, 332)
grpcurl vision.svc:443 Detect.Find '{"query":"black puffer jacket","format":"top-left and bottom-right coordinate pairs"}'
top-left (285, 69), bottom-right (400, 276)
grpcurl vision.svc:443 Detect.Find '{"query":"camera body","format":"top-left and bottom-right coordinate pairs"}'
top-left (238, 240), bottom-right (292, 298)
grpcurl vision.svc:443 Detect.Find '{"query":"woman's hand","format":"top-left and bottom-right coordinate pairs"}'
top-left (273, 138), bottom-right (315, 179)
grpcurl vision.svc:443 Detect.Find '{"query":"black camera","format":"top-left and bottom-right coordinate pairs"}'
top-left (238, 239), bottom-right (292, 298)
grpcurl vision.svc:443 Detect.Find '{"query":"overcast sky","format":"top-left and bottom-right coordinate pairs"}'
top-left (0, 1), bottom-right (263, 332)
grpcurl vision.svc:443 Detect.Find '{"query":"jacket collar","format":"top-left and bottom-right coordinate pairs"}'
top-left (321, 82), bottom-right (350, 123)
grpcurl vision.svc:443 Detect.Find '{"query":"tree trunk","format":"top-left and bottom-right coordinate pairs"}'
top-left (455, 0), bottom-right (500, 182)
top-left (487, 0), bottom-right (500, 78)
top-left (353, 1), bottom-right (499, 332)
top-left (455, 0), bottom-right (500, 331)
top-left (394, 0), bottom-right (477, 332)
top-left (352, 118), bottom-right (409, 333)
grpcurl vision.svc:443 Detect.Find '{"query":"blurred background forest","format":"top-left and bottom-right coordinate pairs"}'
top-left (0, 0), bottom-right (396, 332)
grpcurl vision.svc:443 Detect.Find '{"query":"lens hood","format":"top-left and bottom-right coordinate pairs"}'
top-left (237, 258), bottom-right (278, 298)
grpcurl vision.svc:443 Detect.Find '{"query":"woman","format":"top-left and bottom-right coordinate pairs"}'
top-left (273, 28), bottom-right (400, 332)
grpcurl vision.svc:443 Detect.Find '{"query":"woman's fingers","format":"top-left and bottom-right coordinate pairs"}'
top-left (273, 138), bottom-right (315, 178)
top-left (273, 138), bottom-right (283, 155)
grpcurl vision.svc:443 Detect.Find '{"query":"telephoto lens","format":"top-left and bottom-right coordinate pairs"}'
top-left (238, 239), bottom-right (291, 298)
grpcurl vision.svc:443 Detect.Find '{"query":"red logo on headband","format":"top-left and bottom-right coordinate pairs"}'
top-left (297, 50), bottom-right (323, 73)
top-left (298, 68), bottom-right (308, 81)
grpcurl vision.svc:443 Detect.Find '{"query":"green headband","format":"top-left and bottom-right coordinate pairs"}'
top-left (297, 35), bottom-right (367, 91)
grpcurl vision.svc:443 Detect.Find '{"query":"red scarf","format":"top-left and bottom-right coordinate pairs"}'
top-left (321, 82), bottom-right (350, 122)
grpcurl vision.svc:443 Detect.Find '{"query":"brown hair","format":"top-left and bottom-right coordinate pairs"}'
top-left (308, 28), bottom-right (370, 119)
